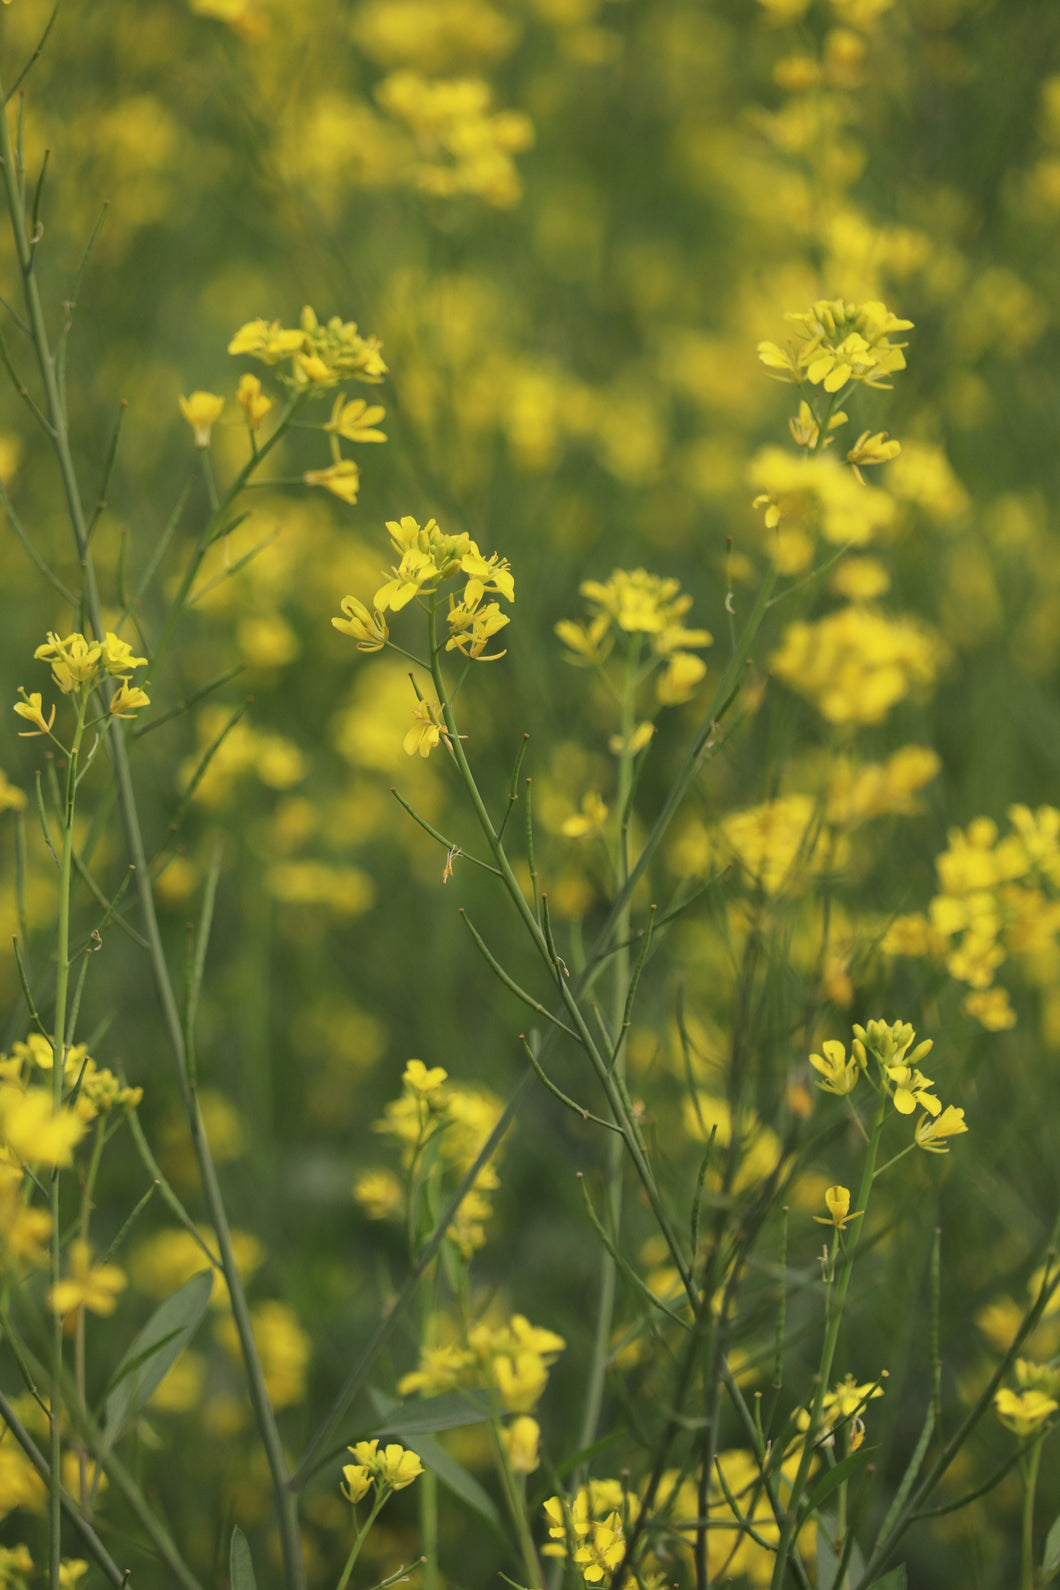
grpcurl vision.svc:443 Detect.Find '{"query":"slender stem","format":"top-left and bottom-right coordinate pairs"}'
top-left (426, 605), bottom-right (695, 1310)
top-left (488, 1415), bottom-right (543, 1589)
top-left (770, 1090), bottom-right (888, 1589)
top-left (336, 1490), bottom-right (390, 1590)
top-left (48, 700), bottom-right (84, 1590)
top-left (0, 1389), bottom-right (126, 1589)
top-left (578, 644), bottom-right (639, 1458)
top-left (1020, 1434), bottom-right (1042, 1590)
top-left (75, 1118), bottom-right (106, 1508)
top-left (0, 84), bottom-right (306, 1590)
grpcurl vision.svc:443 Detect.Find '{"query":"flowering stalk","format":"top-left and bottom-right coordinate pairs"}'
top-left (577, 641), bottom-right (641, 1463)
top-left (770, 1088), bottom-right (889, 1589)
top-left (336, 1488), bottom-right (391, 1590)
top-left (46, 693), bottom-right (87, 1590)
top-left (1020, 1431), bottom-right (1043, 1590)
top-left (424, 602), bottom-right (694, 1308)
top-left (485, 1407), bottom-right (543, 1589)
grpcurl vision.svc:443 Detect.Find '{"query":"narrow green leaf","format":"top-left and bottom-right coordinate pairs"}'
top-left (103, 1269), bottom-right (212, 1440)
top-left (370, 1386), bottom-right (492, 1436)
top-left (866, 1569), bottom-right (907, 1590)
top-left (817, 1524), bottom-right (840, 1590)
top-left (1043, 1513), bottom-right (1060, 1579)
top-left (816, 1515), bottom-right (865, 1590)
top-left (803, 1446), bottom-right (877, 1517)
top-left (230, 1527), bottom-right (257, 1590)
top-left (404, 1430), bottom-right (505, 1537)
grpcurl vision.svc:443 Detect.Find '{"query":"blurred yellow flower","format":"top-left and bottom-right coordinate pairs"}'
top-left (994, 1386), bottom-right (1058, 1436)
top-left (178, 390), bottom-right (225, 448)
top-left (304, 459), bottom-right (361, 504)
top-left (49, 1240), bottom-right (127, 1319)
top-left (236, 372), bottom-right (273, 430)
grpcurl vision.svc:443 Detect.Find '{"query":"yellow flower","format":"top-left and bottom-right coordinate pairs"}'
top-left (342, 1438), bottom-right (422, 1493)
top-left (813, 1185), bottom-right (862, 1231)
top-left (503, 1415), bottom-right (541, 1474)
top-left (332, 595), bottom-right (389, 652)
top-left (236, 373), bottom-right (273, 430)
top-left (657, 650), bottom-right (707, 706)
top-left (49, 1240), bottom-right (127, 1319)
top-left (99, 633), bottom-right (148, 677)
top-left (914, 1105), bottom-right (968, 1153)
top-left (403, 1059), bottom-right (448, 1097)
top-left (492, 1350), bottom-right (549, 1413)
top-left (0, 1087), bottom-right (86, 1167)
top-left (109, 680), bottom-right (151, 719)
top-left (228, 318), bottom-right (305, 363)
top-left (994, 1386), bottom-right (1058, 1436)
top-left (445, 596), bottom-right (510, 660)
top-left (325, 395), bottom-right (387, 444)
top-left (179, 391), bottom-right (225, 448)
top-left (403, 698), bottom-right (447, 758)
top-left (341, 1462), bottom-right (372, 1503)
top-left (555, 614), bottom-right (613, 667)
top-left (573, 1513), bottom-right (626, 1584)
top-left (0, 768), bottom-right (25, 812)
top-left (377, 1443), bottom-right (423, 1489)
top-left (304, 460), bottom-right (361, 505)
top-left (13, 691), bottom-right (55, 737)
top-left (562, 792), bottom-right (608, 839)
top-left (34, 632), bottom-right (102, 693)
top-left (885, 1064), bottom-right (941, 1116)
top-left (809, 1040), bottom-right (861, 1096)
top-left (847, 429), bottom-right (901, 484)
top-left (353, 1168), bottom-right (404, 1220)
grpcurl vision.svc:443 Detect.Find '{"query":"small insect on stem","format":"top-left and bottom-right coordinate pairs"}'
top-left (442, 845), bottom-right (462, 883)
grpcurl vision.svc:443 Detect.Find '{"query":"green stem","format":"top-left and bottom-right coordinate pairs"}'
top-left (47, 698), bottom-right (84, 1590)
top-left (74, 1118), bottom-right (106, 1508)
top-left (425, 605), bottom-right (694, 1311)
top-left (337, 1490), bottom-right (390, 1590)
top-left (769, 1091), bottom-right (888, 1589)
top-left (488, 1415), bottom-right (543, 1590)
top-left (1021, 1434), bottom-right (1043, 1590)
top-left (0, 83), bottom-right (306, 1590)
top-left (577, 643), bottom-right (639, 1459)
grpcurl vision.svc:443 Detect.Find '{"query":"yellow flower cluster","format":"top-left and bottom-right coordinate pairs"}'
top-left (229, 305), bottom-right (387, 388)
top-left (360, 1058), bottom-right (505, 1254)
top-left (749, 445), bottom-right (895, 573)
top-left (810, 1020), bottom-right (968, 1153)
top-left (543, 1479), bottom-right (637, 1583)
top-left (994, 1359), bottom-right (1060, 1436)
top-left (333, 516), bottom-right (516, 744)
top-left (796, 1373), bottom-right (884, 1454)
top-left (0, 1037), bottom-right (143, 1284)
top-left (376, 71), bottom-right (534, 207)
top-left (49, 1239), bottom-right (127, 1321)
top-left (542, 1457), bottom-right (806, 1589)
top-left (758, 299), bottom-right (912, 393)
top-left (770, 605), bottom-right (946, 725)
top-left (398, 1311), bottom-right (566, 1414)
top-left (719, 793), bottom-right (834, 896)
top-left (341, 1437), bottom-right (424, 1503)
top-left (14, 631), bottom-right (150, 734)
top-left (883, 806), bottom-right (1060, 1033)
top-left (556, 567), bottom-right (712, 709)
top-left (215, 1300), bottom-right (311, 1407)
